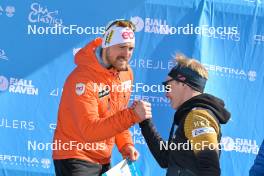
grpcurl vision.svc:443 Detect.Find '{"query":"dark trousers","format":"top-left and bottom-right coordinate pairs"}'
top-left (166, 164), bottom-right (197, 176)
top-left (54, 159), bottom-right (110, 176)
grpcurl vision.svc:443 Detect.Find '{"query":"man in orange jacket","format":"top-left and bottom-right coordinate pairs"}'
top-left (52, 19), bottom-right (152, 176)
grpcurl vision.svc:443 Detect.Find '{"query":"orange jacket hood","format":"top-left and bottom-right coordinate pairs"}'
top-left (74, 37), bottom-right (111, 74)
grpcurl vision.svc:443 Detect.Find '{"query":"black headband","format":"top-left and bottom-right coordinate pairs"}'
top-left (168, 65), bottom-right (207, 92)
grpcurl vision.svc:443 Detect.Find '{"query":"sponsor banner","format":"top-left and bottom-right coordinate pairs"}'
top-left (0, 76), bottom-right (39, 96)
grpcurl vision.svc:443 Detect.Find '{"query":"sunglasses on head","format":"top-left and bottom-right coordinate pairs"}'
top-left (105, 19), bottom-right (136, 32)
top-left (162, 77), bottom-right (187, 92)
top-left (162, 79), bottom-right (174, 92)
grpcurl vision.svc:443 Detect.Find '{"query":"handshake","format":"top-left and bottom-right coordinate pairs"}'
top-left (131, 100), bottom-right (152, 122)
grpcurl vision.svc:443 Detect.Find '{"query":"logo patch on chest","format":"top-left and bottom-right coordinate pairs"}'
top-left (98, 87), bottom-right (110, 99)
top-left (75, 83), bottom-right (85, 96)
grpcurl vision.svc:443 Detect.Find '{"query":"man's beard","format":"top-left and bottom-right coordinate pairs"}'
top-left (106, 53), bottom-right (128, 71)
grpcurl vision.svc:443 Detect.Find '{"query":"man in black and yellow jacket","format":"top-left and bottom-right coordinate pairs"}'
top-left (139, 54), bottom-right (231, 176)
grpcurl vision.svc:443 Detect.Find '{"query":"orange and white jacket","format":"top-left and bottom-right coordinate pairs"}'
top-left (52, 38), bottom-right (139, 164)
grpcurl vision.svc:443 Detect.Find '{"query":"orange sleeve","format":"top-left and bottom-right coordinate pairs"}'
top-left (115, 130), bottom-right (134, 151)
top-left (67, 80), bottom-right (139, 143)
top-left (115, 68), bottom-right (135, 151)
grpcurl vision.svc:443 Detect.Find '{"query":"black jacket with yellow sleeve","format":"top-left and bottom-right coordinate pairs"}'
top-left (139, 93), bottom-right (231, 176)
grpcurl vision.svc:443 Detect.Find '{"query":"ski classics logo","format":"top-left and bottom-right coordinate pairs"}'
top-left (27, 3), bottom-right (105, 35)
top-left (75, 83), bottom-right (85, 96)
top-left (28, 2), bottom-right (63, 26)
top-left (130, 126), bottom-right (146, 145)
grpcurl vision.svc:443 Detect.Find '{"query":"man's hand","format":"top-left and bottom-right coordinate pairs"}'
top-left (121, 144), bottom-right (140, 161)
top-left (132, 100), bottom-right (152, 122)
